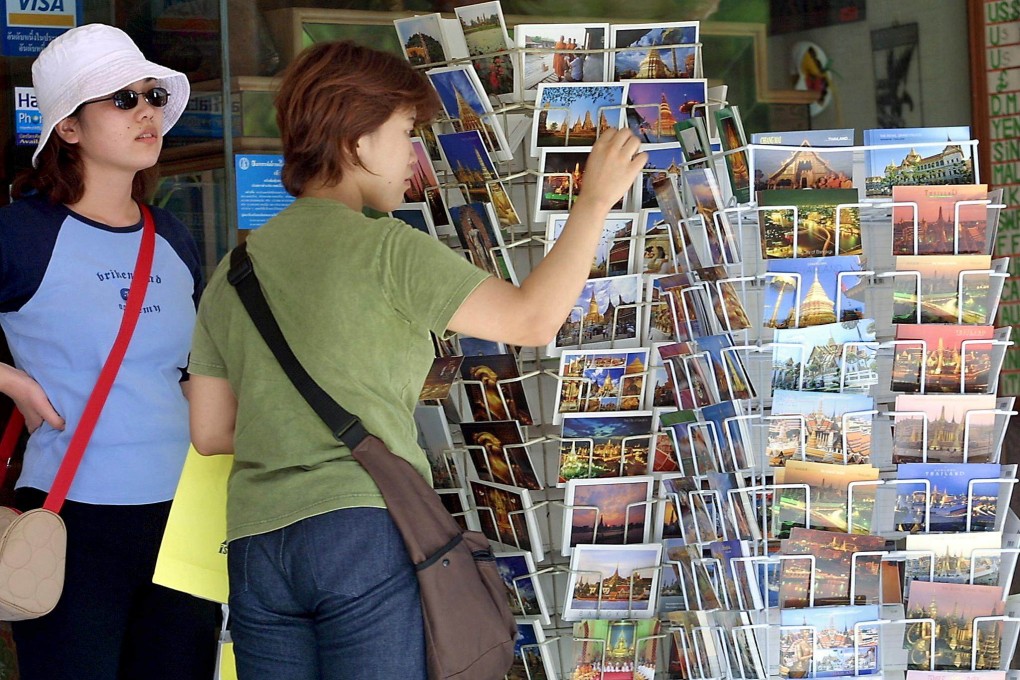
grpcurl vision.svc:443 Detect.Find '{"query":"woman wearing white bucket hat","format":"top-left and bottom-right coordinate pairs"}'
top-left (0, 24), bottom-right (218, 680)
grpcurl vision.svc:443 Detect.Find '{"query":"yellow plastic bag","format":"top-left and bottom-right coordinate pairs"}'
top-left (153, 446), bottom-right (231, 604)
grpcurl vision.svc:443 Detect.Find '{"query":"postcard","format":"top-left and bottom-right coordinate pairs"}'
top-left (507, 620), bottom-right (556, 680)
top-left (778, 460), bottom-right (880, 535)
top-left (707, 472), bottom-right (759, 541)
top-left (390, 202), bottom-right (436, 239)
top-left (453, 1), bottom-right (514, 97)
top-left (767, 390), bottom-right (876, 468)
top-left (652, 175), bottom-right (709, 270)
top-left (894, 462), bottom-right (1004, 532)
top-left (695, 333), bottom-right (755, 401)
top-left (554, 348), bottom-right (650, 423)
top-left (640, 212), bottom-right (687, 277)
top-left (514, 22), bottom-right (610, 95)
top-left (448, 202), bottom-right (518, 284)
top-left (394, 13), bottom-right (448, 67)
top-left (548, 274), bottom-right (643, 356)
top-left (635, 144), bottom-right (686, 211)
top-left (892, 254), bottom-right (993, 324)
top-left (457, 336), bottom-right (506, 357)
top-left (414, 403), bottom-right (460, 489)
top-left (682, 168), bottom-right (739, 265)
top-left (662, 408), bottom-right (717, 477)
top-left (469, 479), bottom-right (543, 561)
top-left (657, 475), bottom-right (719, 545)
top-left (437, 488), bottom-right (476, 532)
top-left (892, 185), bottom-right (989, 255)
top-left (407, 137), bottom-right (451, 228)
top-left (536, 148), bottom-right (627, 217)
top-left (419, 355), bottom-right (464, 401)
top-left (904, 580), bottom-right (1005, 670)
top-left (662, 345), bottom-right (719, 410)
top-left (653, 272), bottom-right (714, 342)
top-left (863, 125), bottom-right (974, 198)
top-left (695, 265), bottom-right (752, 334)
top-left (657, 408), bottom-right (696, 474)
top-left (569, 619), bottom-right (661, 676)
top-left (891, 324), bottom-right (995, 393)
top-left (646, 343), bottom-right (678, 408)
top-left (668, 611), bottom-right (730, 678)
top-left (779, 527), bottom-right (885, 607)
top-left (426, 65), bottom-right (513, 161)
top-left (906, 673), bottom-right (1007, 680)
top-left (563, 544), bottom-right (663, 620)
top-left (610, 22), bottom-right (700, 80)
top-left (558, 411), bottom-right (654, 483)
top-left (531, 82), bottom-right (627, 155)
top-left (715, 106), bottom-right (751, 204)
top-left (772, 319), bottom-right (879, 393)
top-left (545, 212), bottom-right (640, 279)
top-left (494, 550), bottom-right (552, 624)
top-left (458, 354), bottom-right (533, 425)
top-left (778, 604), bottom-right (881, 677)
top-left (675, 117), bottom-right (711, 166)
top-left (702, 400), bottom-right (755, 472)
top-left (904, 531), bottom-right (1004, 597)
top-left (459, 419), bottom-right (541, 490)
top-left (666, 542), bottom-right (723, 611)
top-left (562, 476), bottom-right (654, 555)
top-left (763, 255), bottom-right (866, 329)
top-left (624, 79), bottom-right (707, 145)
top-left (757, 189), bottom-right (862, 259)
top-left (892, 394), bottom-right (999, 464)
top-left (435, 130), bottom-right (520, 227)
top-left (750, 129), bottom-right (855, 192)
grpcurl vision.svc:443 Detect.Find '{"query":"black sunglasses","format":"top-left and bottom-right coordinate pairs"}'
top-left (84, 87), bottom-right (170, 111)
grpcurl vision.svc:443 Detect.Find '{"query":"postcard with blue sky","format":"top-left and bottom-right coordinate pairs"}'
top-left (772, 319), bottom-right (879, 392)
top-left (494, 550), bottom-right (551, 624)
top-left (563, 543), bottom-right (662, 620)
top-left (610, 22), bottom-right (700, 80)
top-left (863, 125), bottom-right (974, 198)
top-left (636, 144), bottom-right (685, 210)
top-left (546, 212), bottom-right (639, 278)
top-left (701, 400), bottom-right (751, 472)
top-left (768, 389), bottom-right (875, 467)
top-left (558, 411), bottom-right (655, 483)
top-left (751, 134), bottom-right (855, 192)
top-left (779, 604), bottom-right (881, 678)
top-left (763, 255), bottom-right (866, 330)
top-left (426, 65), bottom-right (512, 161)
top-left (696, 333), bottom-right (755, 401)
top-left (549, 273), bottom-right (643, 356)
top-left (393, 13), bottom-right (447, 67)
top-left (508, 621), bottom-right (556, 680)
top-left (513, 22), bottom-right (610, 95)
top-left (554, 347), bottom-right (649, 423)
top-left (625, 79), bottom-right (708, 145)
top-left (532, 82), bottom-right (627, 155)
top-left (894, 462), bottom-right (1003, 532)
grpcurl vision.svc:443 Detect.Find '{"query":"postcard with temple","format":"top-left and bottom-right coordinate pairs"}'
top-left (514, 22), bottom-right (610, 98)
top-left (779, 527), bottom-right (885, 607)
top-left (695, 265), bottom-right (752, 334)
top-left (893, 254), bottom-right (993, 324)
top-left (778, 604), bottom-right (881, 678)
top-left (636, 144), bottom-right (685, 210)
top-left (715, 106), bottom-right (751, 204)
top-left (609, 22), bottom-right (699, 80)
top-left (569, 619), bottom-right (661, 677)
top-left (767, 390), bottom-right (875, 467)
top-left (453, 1), bottom-right (514, 97)
top-left (562, 544), bottom-right (663, 620)
top-left (507, 620), bottom-right (557, 680)
top-left (656, 474), bottom-right (718, 544)
top-left (903, 531), bottom-right (1005, 597)
top-left (662, 408), bottom-right (715, 477)
top-left (904, 580), bottom-right (1005, 671)
top-left (494, 550), bottom-right (551, 624)
top-left (863, 125), bottom-right (974, 198)
top-left (772, 319), bottom-right (879, 393)
top-left (891, 184), bottom-right (989, 255)
top-left (548, 274), bottom-right (643, 356)
top-left (448, 202), bottom-right (518, 284)
top-left (750, 128), bottom-right (854, 192)
top-left (546, 212), bottom-right (640, 278)
top-left (562, 476), bottom-right (654, 555)
top-left (435, 130), bottom-right (520, 227)
top-left (406, 137), bottom-right (451, 228)
top-left (469, 479), bottom-right (543, 561)
top-left (459, 353), bottom-right (533, 425)
top-left (554, 348), bottom-right (649, 423)
top-left (558, 411), bottom-right (655, 483)
top-left (532, 82), bottom-right (627, 155)
top-left (763, 255), bottom-right (866, 329)
top-left (695, 333), bottom-right (756, 401)
top-left (778, 460), bottom-right (880, 535)
top-left (892, 394), bottom-right (999, 464)
top-left (893, 462), bottom-right (1004, 532)
top-left (891, 324), bottom-right (995, 393)
top-left (625, 79), bottom-right (707, 145)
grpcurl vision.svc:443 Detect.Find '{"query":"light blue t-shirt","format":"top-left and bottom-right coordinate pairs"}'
top-left (0, 197), bottom-right (202, 504)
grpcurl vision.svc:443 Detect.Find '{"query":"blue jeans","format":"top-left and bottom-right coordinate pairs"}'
top-left (227, 507), bottom-right (426, 680)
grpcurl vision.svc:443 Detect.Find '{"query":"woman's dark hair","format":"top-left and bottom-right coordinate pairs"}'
top-left (276, 40), bottom-right (440, 197)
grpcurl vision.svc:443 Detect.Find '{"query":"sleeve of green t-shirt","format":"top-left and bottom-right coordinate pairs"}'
top-left (377, 219), bottom-right (491, 336)
top-left (188, 260), bottom-right (230, 379)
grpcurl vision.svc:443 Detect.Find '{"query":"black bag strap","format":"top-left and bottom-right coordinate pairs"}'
top-left (227, 242), bottom-right (369, 449)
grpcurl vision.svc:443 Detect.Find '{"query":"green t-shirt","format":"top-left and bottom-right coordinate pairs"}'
top-left (189, 197), bottom-right (490, 541)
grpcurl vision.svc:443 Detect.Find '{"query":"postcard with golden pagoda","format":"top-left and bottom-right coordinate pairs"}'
top-left (561, 476), bottom-right (654, 555)
top-left (494, 550), bottom-right (552, 624)
top-left (715, 106), bottom-right (751, 204)
top-left (750, 128), bottom-right (854, 193)
top-left (778, 527), bottom-right (885, 608)
top-left (904, 530), bottom-right (1006, 596)
top-left (757, 189), bottom-right (862, 259)
top-left (459, 353), bottom-right (533, 425)
top-left (545, 212), bottom-right (640, 279)
top-left (635, 144), bottom-right (686, 211)
top-left (569, 619), bottom-right (661, 677)
top-left (763, 255), bottom-right (866, 330)
top-left (558, 412), bottom-right (655, 484)
top-left (891, 185), bottom-right (989, 255)
top-left (406, 137), bottom-right (451, 228)
top-left (662, 347), bottom-right (719, 411)
top-left (609, 22), bottom-right (700, 80)
top-left (695, 264), bottom-right (753, 334)
top-left (772, 319), bottom-right (879, 393)
top-left (531, 82), bottom-right (627, 155)
top-left (891, 324), bottom-right (995, 393)
top-left (548, 274), bottom-right (643, 357)
top-left (435, 129), bottom-right (521, 227)
top-left (426, 65), bottom-right (513, 161)
top-left (695, 333), bottom-right (756, 401)
top-left (624, 79), bottom-right (707, 146)
top-left (893, 255), bottom-right (993, 325)
top-left (682, 168), bottom-right (739, 265)
top-left (460, 419), bottom-right (541, 490)
top-left (536, 147), bottom-right (628, 218)
top-left (453, 1), bottom-right (514, 98)
top-left (863, 125), bottom-right (974, 198)
top-left (563, 544), bottom-right (662, 621)
top-left (892, 394), bottom-right (999, 464)
top-left (767, 390), bottom-right (875, 468)
top-left (553, 348), bottom-right (650, 424)
top-left (656, 474), bottom-right (718, 544)
top-left (513, 22), bottom-right (610, 98)
top-left (777, 460), bottom-right (880, 535)
top-left (778, 604), bottom-right (881, 678)
top-left (893, 462), bottom-right (1004, 533)
top-left (652, 272), bottom-right (714, 341)
top-left (469, 479), bottom-right (543, 561)
top-left (903, 580), bottom-right (1006, 671)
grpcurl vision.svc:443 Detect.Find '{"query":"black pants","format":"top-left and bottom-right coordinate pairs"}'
top-left (11, 488), bottom-right (220, 680)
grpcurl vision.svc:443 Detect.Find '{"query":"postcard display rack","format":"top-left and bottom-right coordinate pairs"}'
top-left (392, 4), bottom-right (1020, 679)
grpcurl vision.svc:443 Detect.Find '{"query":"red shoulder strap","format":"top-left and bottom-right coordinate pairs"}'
top-left (43, 204), bottom-right (157, 513)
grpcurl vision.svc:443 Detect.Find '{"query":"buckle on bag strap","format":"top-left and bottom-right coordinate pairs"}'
top-left (227, 243), bottom-right (254, 286)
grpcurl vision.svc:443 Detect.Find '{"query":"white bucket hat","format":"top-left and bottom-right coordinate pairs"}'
top-left (31, 23), bottom-right (190, 167)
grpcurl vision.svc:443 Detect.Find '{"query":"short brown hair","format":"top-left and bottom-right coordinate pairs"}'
top-left (276, 41), bottom-right (440, 197)
top-left (12, 125), bottom-right (153, 204)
